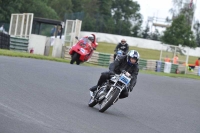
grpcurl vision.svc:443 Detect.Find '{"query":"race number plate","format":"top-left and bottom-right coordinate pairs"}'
top-left (80, 48), bottom-right (85, 53)
top-left (119, 74), bottom-right (131, 85)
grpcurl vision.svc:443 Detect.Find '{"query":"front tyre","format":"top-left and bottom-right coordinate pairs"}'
top-left (88, 97), bottom-right (97, 107)
top-left (70, 53), bottom-right (80, 64)
top-left (76, 60), bottom-right (81, 65)
top-left (99, 88), bottom-right (120, 113)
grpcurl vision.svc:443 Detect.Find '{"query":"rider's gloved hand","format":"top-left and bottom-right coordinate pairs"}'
top-left (121, 70), bottom-right (126, 73)
top-left (125, 72), bottom-right (131, 77)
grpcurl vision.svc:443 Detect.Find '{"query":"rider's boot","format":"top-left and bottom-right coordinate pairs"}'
top-left (89, 85), bottom-right (98, 92)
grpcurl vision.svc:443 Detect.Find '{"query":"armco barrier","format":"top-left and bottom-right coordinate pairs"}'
top-left (64, 46), bottom-right (167, 71)
top-left (63, 46), bottom-right (199, 75)
top-left (146, 60), bottom-right (156, 71)
top-left (64, 46), bottom-right (150, 69)
top-left (156, 61), bottom-right (165, 72)
top-left (138, 59), bottom-right (147, 70)
top-left (10, 37), bottom-right (29, 52)
top-left (98, 53), bottom-right (112, 66)
top-left (170, 64), bottom-right (178, 73)
top-left (186, 66), bottom-right (199, 75)
top-left (178, 65), bottom-right (186, 74)
top-left (0, 32), bottom-right (10, 50)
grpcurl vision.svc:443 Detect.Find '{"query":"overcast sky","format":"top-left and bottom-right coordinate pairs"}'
top-left (135, 0), bottom-right (173, 24)
top-left (135, 0), bottom-right (200, 30)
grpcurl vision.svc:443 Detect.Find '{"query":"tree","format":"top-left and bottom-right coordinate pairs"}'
top-left (169, 0), bottom-right (194, 26)
top-left (0, 0), bottom-right (22, 22)
top-left (193, 21), bottom-right (200, 47)
top-left (151, 29), bottom-right (160, 41)
top-left (0, 0), bottom-right (59, 22)
top-left (96, 0), bottom-right (114, 33)
top-left (71, 0), bottom-right (84, 12)
top-left (20, 0), bottom-right (58, 19)
top-left (131, 24), bottom-right (142, 37)
top-left (99, 0), bottom-right (112, 16)
top-left (48, 0), bottom-right (73, 20)
top-left (169, 0), bottom-right (184, 16)
top-left (81, 0), bottom-right (99, 32)
top-left (142, 24), bottom-right (150, 39)
top-left (161, 15), bottom-right (197, 48)
top-left (111, 0), bottom-right (142, 35)
top-left (165, 16), bottom-right (172, 23)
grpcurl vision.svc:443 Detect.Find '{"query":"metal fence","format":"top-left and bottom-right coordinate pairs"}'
top-left (0, 32), bottom-right (10, 50)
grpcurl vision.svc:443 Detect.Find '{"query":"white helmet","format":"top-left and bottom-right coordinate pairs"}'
top-left (88, 35), bottom-right (94, 42)
top-left (127, 50), bottom-right (140, 63)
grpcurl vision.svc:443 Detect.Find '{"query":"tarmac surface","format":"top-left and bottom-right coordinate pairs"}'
top-left (0, 56), bottom-right (199, 133)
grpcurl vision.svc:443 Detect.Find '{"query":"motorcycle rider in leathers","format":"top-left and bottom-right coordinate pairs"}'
top-left (85, 34), bottom-right (98, 53)
top-left (90, 50), bottom-right (140, 99)
top-left (114, 39), bottom-right (129, 60)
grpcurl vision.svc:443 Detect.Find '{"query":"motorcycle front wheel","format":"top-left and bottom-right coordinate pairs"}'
top-left (70, 53), bottom-right (80, 64)
top-left (88, 97), bottom-right (97, 107)
top-left (99, 88), bottom-right (120, 113)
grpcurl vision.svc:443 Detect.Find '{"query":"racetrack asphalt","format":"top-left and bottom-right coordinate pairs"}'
top-left (0, 56), bottom-right (200, 133)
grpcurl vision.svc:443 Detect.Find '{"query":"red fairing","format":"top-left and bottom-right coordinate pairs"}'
top-left (69, 34), bottom-right (98, 63)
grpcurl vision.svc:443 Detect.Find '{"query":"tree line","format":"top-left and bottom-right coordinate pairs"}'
top-left (0, 0), bottom-right (143, 37)
top-left (0, 0), bottom-right (199, 48)
top-left (161, 0), bottom-right (198, 48)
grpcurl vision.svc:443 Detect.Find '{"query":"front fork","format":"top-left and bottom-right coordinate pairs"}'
top-left (105, 85), bottom-right (123, 104)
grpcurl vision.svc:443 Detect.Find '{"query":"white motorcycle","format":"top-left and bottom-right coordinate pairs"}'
top-left (88, 71), bottom-right (132, 112)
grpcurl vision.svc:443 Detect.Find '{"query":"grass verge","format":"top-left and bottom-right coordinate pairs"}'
top-left (84, 63), bottom-right (200, 80)
top-left (0, 49), bottom-right (200, 80)
top-left (0, 49), bottom-right (69, 63)
top-left (97, 42), bottom-right (198, 64)
top-left (140, 70), bottom-right (200, 80)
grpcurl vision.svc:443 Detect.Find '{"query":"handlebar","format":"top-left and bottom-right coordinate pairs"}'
top-left (121, 70), bottom-right (132, 78)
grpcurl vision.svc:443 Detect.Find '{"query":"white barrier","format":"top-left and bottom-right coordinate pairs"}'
top-left (198, 67), bottom-right (200, 76)
top-left (29, 34), bottom-right (46, 55)
top-left (52, 38), bottom-right (63, 58)
top-left (164, 62), bottom-right (172, 73)
top-left (80, 31), bottom-right (200, 57)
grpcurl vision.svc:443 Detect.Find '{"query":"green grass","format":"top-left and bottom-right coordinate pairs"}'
top-left (1, 47), bottom-right (200, 80)
top-left (84, 63), bottom-right (200, 80)
top-left (96, 42), bottom-right (198, 64)
top-left (140, 70), bottom-right (200, 80)
top-left (0, 49), bottom-right (70, 63)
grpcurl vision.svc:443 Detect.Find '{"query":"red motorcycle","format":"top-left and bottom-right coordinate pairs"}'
top-left (69, 34), bottom-right (98, 65)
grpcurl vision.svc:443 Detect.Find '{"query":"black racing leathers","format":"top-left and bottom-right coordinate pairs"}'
top-left (114, 43), bottom-right (129, 54)
top-left (113, 43), bottom-right (129, 60)
top-left (94, 55), bottom-right (139, 99)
